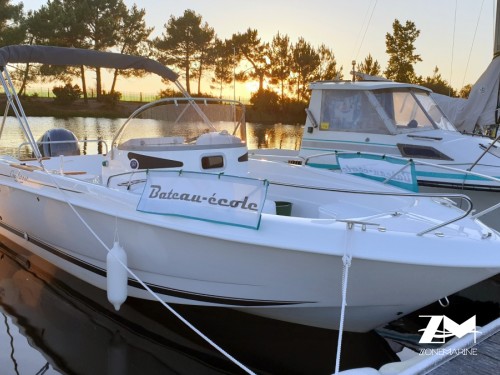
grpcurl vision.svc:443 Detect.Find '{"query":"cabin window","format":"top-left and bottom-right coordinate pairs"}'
top-left (201, 155), bottom-right (224, 169)
top-left (414, 92), bottom-right (456, 131)
top-left (397, 144), bottom-right (453, 160)
top-left (319, 90), bottom-right (390, 134)
top-left (373, 89), bottom-right (456, 133)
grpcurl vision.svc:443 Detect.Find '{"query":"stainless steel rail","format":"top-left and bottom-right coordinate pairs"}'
top-left (268, 180), bottom-right (474, 236)
top-left (302, 150), bottom-right (500, 222)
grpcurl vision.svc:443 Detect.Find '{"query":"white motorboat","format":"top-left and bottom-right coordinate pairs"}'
top-left (251, 79), bottom-right (500, 230)
top-left (1, 45), bottom-right (499, 333)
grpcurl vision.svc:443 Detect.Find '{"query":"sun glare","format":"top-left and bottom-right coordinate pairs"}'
top-left (245, 81), bottom-right (260, 94)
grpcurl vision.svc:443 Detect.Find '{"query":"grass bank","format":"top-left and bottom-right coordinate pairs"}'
top-left (1, 97), bottom-right (141, 118)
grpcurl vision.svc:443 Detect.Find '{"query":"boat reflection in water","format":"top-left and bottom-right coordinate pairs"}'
top-left (0, 244), bottom-right (398, 375)
top-left (0, 306), bottom-right (59, 374)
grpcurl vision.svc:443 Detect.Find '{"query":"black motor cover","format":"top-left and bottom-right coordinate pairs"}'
top-left (38, 128), bottom-right (80, 157)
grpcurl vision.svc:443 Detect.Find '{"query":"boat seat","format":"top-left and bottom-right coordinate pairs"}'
top-left (10, 163), bottom-right (90, 180)
top-left (9, 163), bottom-right (43, 172)
top-left (196, 131), bottom-right (241, 145)
top-left (120, 136), bottom-right (185, 149)
top-left (63, 171), bottom-right (87, 175)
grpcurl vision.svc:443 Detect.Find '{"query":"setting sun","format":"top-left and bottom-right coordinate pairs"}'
top-left (244, 80), bottom-right (260, 94)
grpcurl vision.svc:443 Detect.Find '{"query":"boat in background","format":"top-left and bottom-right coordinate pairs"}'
top-left (431, 0), bottom-right (500, 137)
top-left (250, 2), bottom-right (500, 231)
top-left (1, 45), bottom-right (499, 334)
top-left (250, 79), bottom-right (500, 231)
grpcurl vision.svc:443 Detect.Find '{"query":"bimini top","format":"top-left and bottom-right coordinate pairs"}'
top-left (0, 45), bottom-right (179, 82)
top-left (309, 80), bottom-right (432, 92)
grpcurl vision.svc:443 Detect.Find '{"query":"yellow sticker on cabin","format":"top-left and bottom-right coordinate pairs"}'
top-left (320, 122), bottom-right (330, 130)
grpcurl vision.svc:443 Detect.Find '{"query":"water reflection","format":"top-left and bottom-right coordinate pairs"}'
top-left (0, 117), bottom-right (302, 158)
top-left (0, 117), bottom-right (121, 158)
top-left (248, 123), bottom-right (302, 150)
top-left (0, 246), bottom-right (243, 375)
top-left (0, 254), bottom-right (61, 375)
top-left (0, 245), bottom-right (397, 375)
top-left (1, 311), bottom-right (59, 375)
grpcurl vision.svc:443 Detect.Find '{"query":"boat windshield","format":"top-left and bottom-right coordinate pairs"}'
top-left (317, 87), bottom-right (457, 136)
top-left (373, 89), bottom-right (457, 133)
top-left (113, 98), bottom-right (246, 149)
top-left (319, 90), bottom-right (391, 134)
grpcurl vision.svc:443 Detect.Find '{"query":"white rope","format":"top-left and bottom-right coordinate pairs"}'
top-left (460, 0), bottom-right (486, 90)
top-left (36, 159), bottom-right (257, 375)
top-left (448, 0), bottom-right (458, 97)
top-left (351, 0), bottom-right (378, 64)
top-left (334, 223), bottom-right (353, 374)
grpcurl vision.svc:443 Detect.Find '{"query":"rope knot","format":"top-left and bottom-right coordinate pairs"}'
top-left (342, 254), bottom-right (352, 267)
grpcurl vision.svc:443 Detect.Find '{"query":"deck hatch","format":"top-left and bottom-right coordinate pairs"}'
top-left (397, 144), bottom-right (453, 160)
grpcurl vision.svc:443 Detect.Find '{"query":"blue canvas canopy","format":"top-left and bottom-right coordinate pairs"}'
top-left (0, 45), bottom-right (179, 82)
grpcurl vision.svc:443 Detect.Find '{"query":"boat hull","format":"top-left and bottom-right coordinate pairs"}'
top-left (2, 46), bottom-right (498, 335)
top-left (0, 176), bottom-right (498, 332)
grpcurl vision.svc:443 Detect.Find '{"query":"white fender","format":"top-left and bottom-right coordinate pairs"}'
top-left (106, 241), bottom-right (128, 310)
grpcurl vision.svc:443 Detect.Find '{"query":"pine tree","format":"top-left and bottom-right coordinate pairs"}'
top-left (384, 19), bottom-right (422, 83)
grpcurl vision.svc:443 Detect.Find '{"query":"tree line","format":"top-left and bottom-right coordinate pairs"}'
top-left (1, 0), bottom-right (470, 107)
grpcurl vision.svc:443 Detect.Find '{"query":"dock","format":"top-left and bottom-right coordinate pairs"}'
top-left (428, 325), bottom-right (500, 375)
top-left (397, 317), bottom-right (500, 375)
top-left (355, 317), bottom-right (500, 375)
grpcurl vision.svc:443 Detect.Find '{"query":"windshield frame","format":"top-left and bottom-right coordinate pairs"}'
top-left (373, 88), bottom-right (457, 134)
top-left (111, 97), bottom-right (246, 158)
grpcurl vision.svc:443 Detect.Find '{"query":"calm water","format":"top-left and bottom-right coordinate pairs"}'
top-left (1, 246), bottom-right (498, 375)
top-left (0, 117), bottom-right (303, 158)
top-left (0, 245), bottom-right (399, 375)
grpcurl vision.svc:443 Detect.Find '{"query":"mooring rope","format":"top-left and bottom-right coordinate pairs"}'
top-left (334, 223), bottom-right (353, 374)
top-left (351, 0), bottom-right (378, 64)
top-left (460, 0), bottom-right (486, 91)
top-left (448, 0), bottom-right (458, 97)
top-left (36, 159), bottom-right (257, 375)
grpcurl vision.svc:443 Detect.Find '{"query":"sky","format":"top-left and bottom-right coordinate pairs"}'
top-left (17, 0), bottom-right (498, 98)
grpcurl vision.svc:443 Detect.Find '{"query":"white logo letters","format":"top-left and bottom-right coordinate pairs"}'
top-left (419, 315), bottom-right (481, 344)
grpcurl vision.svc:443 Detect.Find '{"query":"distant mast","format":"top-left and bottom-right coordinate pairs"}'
top-left (495, 0), bottom-right (500, 56)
